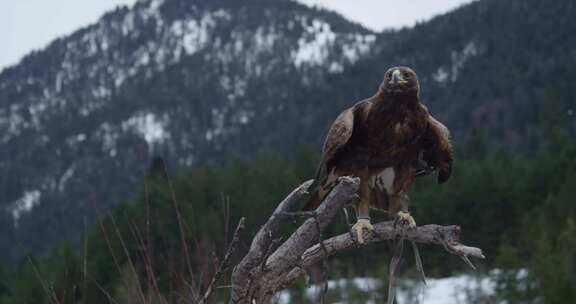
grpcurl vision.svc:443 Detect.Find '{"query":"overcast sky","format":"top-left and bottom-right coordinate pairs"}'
top-left (0, 0), bottom-right (473, 70)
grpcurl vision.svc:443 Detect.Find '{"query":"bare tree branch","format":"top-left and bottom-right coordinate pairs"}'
top-left (262, 177), bottom-right (359, 278)
top-left (230, 179), bottom-right (315, 304)
top-left (229, 176), bottom-right (485, 304)
top-left (277, 222), bottom-right (484, 290)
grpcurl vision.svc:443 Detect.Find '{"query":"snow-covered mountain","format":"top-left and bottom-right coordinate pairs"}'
top-left (0, 0), bottom-right (377, 260)
top-left (1, 0), bottom-right (575, 262)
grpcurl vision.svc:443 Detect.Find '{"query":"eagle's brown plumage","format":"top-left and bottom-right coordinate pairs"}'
top-left (303, 66), bottom-right (453, 242)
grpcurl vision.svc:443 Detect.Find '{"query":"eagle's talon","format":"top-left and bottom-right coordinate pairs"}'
top-left (395, 211), bottom-right (416, 230)
top-left (351, 219), bottom-right (374, 244)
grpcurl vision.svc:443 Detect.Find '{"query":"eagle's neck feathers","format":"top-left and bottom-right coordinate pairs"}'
top-left (370, 91), bottom-right (420, 121)
top-left (366, 90), bottom-right (427, 143)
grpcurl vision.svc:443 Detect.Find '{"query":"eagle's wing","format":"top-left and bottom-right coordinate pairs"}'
top-left (421, 114), bottom-right (453, 184)
top-left (303, 102), bottom-right (366, 211)
top-left (314, 106), bottom-right (356, 182)
top-left (316, 100), bottom-right (373, 182)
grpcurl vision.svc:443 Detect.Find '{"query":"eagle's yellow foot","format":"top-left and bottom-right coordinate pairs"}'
top-left (352, 218), bottom-right (374, 244)
top-left (394, 211), bottom-right (417, 229)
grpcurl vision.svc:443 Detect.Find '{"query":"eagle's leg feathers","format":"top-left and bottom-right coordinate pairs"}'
top-left (352, 218), bottom-right (373, 244)
top-left (352, 181), bottom-right (374, 244)
top-left (394, 211), bottom-right (417, 229)
top-left (390, 191), bottom-right (417, 230)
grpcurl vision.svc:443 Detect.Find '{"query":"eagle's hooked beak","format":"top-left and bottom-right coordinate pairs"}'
top-left (391, 69), bottom-right (407, 85)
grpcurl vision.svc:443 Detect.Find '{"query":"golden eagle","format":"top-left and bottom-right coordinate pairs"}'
top-left (303, 66), bottom-right (453, 243)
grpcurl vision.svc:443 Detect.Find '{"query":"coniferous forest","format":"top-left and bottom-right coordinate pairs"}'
top-left (0, 0), bottom-right (575, 302)
top-left (3, 139), bottom-right (576, 303)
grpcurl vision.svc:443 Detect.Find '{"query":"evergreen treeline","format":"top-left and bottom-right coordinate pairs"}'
top-left (1, 134), bottom-right (575, 303)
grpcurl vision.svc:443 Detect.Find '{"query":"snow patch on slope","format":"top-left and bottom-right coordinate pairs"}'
top-left (342, 34), bottom-right (376, 62)
top-left (123, 112), bottom-right (170, 151)
top-left (98, 123), bottom-right (121, 157)
top-left (0, 104), bottom-right (31, 142)
top-left (277, 274), bottom-right (498, 304)
top-left (58, 166), bottom-right (76, 192)
top-left (293, 20), bottom-right (336, 66)
top-left (433, 41), bottom-right (480, 84)
top-left (9, 190), bottom-right (42, 224)
top-left (293, 18), bottom-right (376, 69)
top-left (170, 15), bottom-right (213, 56)
top-left (397, 274), bottom-right (496, 304)
top-left (96, 112), bottom-right (169, 156)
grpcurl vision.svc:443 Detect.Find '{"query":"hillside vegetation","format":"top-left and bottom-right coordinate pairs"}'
top-left (2, 135), bottom-right (575, 303)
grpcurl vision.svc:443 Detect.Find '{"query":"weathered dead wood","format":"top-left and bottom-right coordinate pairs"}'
top-left (254, 177), bottom-right (359, 300)
top-left (229, 176), bottom-right (484, 304)
top-left (276, 222), bottom-right (484, 290)
top-left (230, 177), bottom-right (358, 303)
top-left (230, 179), bottom-right (316, 304)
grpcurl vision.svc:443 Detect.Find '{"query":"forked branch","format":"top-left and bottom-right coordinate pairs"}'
top-left (230, 176), bottom-right (484, 304)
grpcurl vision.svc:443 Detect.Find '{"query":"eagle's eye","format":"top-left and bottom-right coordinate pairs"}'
top-left (403, 72), bottom-right (411, 79)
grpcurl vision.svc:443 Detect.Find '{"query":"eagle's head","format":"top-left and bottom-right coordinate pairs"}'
top-left (380, 66), bottom-right (420, 96)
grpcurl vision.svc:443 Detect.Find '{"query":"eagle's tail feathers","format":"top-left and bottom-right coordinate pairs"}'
top-left (302, 177), bottom-right (333, 211)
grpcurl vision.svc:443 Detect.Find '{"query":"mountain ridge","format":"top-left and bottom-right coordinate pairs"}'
top-left (0, 0), bottom-right (575, 263)
top-left (0, 0), bottom-right (378, 262)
